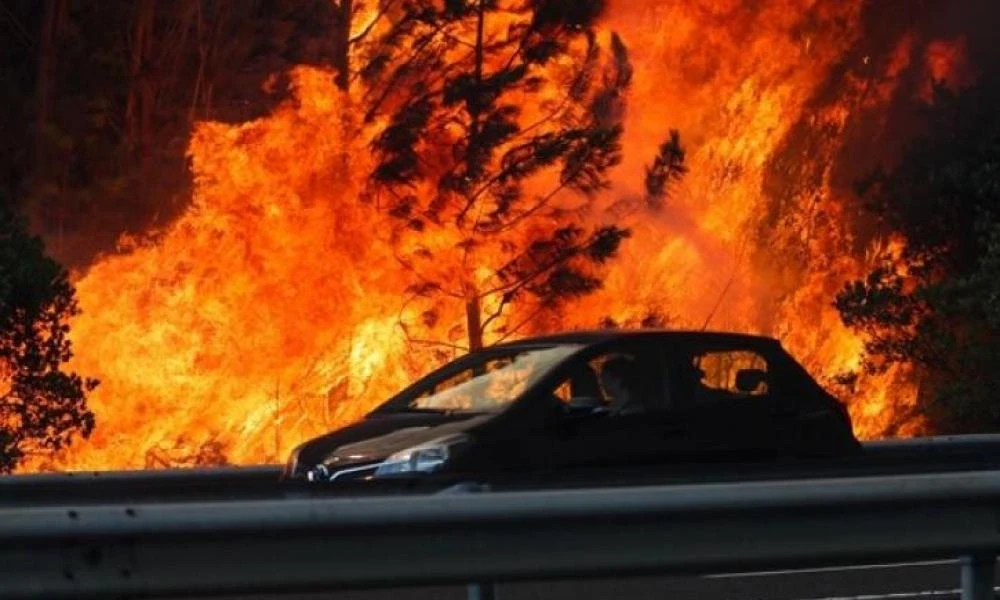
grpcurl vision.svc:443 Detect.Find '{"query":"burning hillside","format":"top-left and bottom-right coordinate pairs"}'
top-left (21, 0), bottom-right (988, 470)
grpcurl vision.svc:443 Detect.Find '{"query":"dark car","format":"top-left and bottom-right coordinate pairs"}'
top-left (283, 330), bottom-right (861, 483)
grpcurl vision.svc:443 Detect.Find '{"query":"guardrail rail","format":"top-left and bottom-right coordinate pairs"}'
top-left (2, 468), bottom-right (1000, 599)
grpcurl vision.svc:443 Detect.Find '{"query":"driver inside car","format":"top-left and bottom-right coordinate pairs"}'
top-left (599, 356), bottom-right (642, 415)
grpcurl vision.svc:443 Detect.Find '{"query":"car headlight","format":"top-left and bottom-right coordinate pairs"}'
top-left (305, 463), bottom-right (331, 482)
top-left (373, 433), bottom-right (470, 477)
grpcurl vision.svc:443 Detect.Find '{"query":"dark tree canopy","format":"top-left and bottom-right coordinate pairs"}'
top-left (0, 194), bottom-right (96, 471)
top-left (360, 0), bottom-right (684, 351)
top-left (835, 78), bottom-right (1000, 433)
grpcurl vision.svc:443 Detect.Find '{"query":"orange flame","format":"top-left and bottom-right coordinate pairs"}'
top-left (27, 0), bottom-right (969, 471)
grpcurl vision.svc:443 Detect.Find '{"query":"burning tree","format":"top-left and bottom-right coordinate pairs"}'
top-left (360, 0), bottom-right (684, 351)
top-left (0, 196), bottom-right (96, 472)
top-left (836, 77), bottom-right (1000, 434)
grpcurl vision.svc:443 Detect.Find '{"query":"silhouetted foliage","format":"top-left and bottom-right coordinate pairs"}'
top-left (599, 310), bottom-right (671, 330)
top-left (835, 79), bottom-right (1000, 433)
top-left (0, 194), bottom-right (96, 471)
top-left (645, 130), bottom-right (688, 209)
top-left (362, 0), bottom-right (683, 350)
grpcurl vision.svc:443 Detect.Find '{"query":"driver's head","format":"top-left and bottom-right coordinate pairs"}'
top-left (600, 356), bottom-right (639, 401)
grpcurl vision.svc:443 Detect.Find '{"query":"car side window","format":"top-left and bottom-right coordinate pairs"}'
top-left (552, 350), bottom-right (669, 415)
top-left (679, 349), bottom-right (770, 403)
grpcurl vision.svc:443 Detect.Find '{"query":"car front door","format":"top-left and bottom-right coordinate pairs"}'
top-left (536, 344), bottom-right (695, 473)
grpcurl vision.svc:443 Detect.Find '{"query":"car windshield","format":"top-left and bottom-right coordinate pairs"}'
top-left (388, 345), bottom-right (581, 414)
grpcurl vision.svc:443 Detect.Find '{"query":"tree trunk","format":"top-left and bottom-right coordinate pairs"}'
top-left (462, 2), bottom-right (488, 354)
top-left (466, 293), bottom-right (484, 352)
top-left (126, 0), bottom-right (156, 172)
top-left (455, 0), bottom-right (486, 227)
top-left (189, 0), bottom-right (206, 124)
top-left (35, 0), bottom-right (64, 175)
top-left (333, 0), bottom-right (353, 91)
top-left (467, 0), bottom-right (485, 151)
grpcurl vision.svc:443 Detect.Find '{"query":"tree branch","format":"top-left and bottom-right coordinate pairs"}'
top-left (700, 272), bottom-right (737, 331)
top-left (393, 252), bottom-right (465, 299)
top-left (487, 180), bottom-right (569, 235)
top-left (348, 0), bottom-right (399, 45)
top-left (494, 304), bottom-right (548, 344)
top-left (363, 21), bottom-right (447, 120)
top-left (404, 337), bottom-right (469, 352)
top-left (0, 2), bottom-right (33, 48)
top-left (481, 234), bottom-right (590, 299)
top-left (479, 293), bottom-right (512, 336)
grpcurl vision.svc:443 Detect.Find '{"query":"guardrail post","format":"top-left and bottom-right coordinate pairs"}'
top-left (961, 554), bottom-right (995, 600)
top-left (467, 581), bottom-right (497, 600)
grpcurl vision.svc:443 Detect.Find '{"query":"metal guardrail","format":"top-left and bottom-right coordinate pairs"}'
top-left (6, 435), bottom-right (1000, 507)
top-left (2, 465), bottom-right (282, 482)
top-left (1, 435), bottom-right (1000, 599)
top-left (0, 465), bottom-right (285, 506)
top-left (2, 469), bottom-right (1000, 599)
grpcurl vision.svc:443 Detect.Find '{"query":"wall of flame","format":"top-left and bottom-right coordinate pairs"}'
top-left (26, 0), bottom-right (975, 471)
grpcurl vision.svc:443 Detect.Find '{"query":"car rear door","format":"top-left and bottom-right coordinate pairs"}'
top-left (773, 353), bottom-right (860, 457)
top-left (668, 343), bottom-right (784, 462)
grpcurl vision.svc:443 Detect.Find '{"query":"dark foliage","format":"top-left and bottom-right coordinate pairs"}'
top-left (599, 310), bottom-right (671, 330)
top-left (494, 225), bottom-right (631, 307)
top-left (645, 130), bottom-right (688, 209)
top-left (0, 195), bottom-right (96, 471)
top-left (835, 78), bottom-right (1000, 432)
top-left (531, 0), bottom-right (607, 31)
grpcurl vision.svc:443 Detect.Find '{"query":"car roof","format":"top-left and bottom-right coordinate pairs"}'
top-left (489, 329), bottom-right (782, 352)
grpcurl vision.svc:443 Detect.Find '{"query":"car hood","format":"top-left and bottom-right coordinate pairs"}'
top-left (292, 412), bottom-right (493, 473)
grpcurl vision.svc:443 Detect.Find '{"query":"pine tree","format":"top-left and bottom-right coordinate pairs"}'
top-left (0, 195), bottom-right (96, 471)
top-left (360, 0), bottom-right (683, 351)
top-left (835, 79), bottom-right (1000, 433)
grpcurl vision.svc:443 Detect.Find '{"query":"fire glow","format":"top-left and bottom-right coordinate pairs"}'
top-left (30, 0), bottom-right (971, 471)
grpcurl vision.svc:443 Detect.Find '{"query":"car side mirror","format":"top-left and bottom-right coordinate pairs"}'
top-left (735, 369), bottom-right (768, 394)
